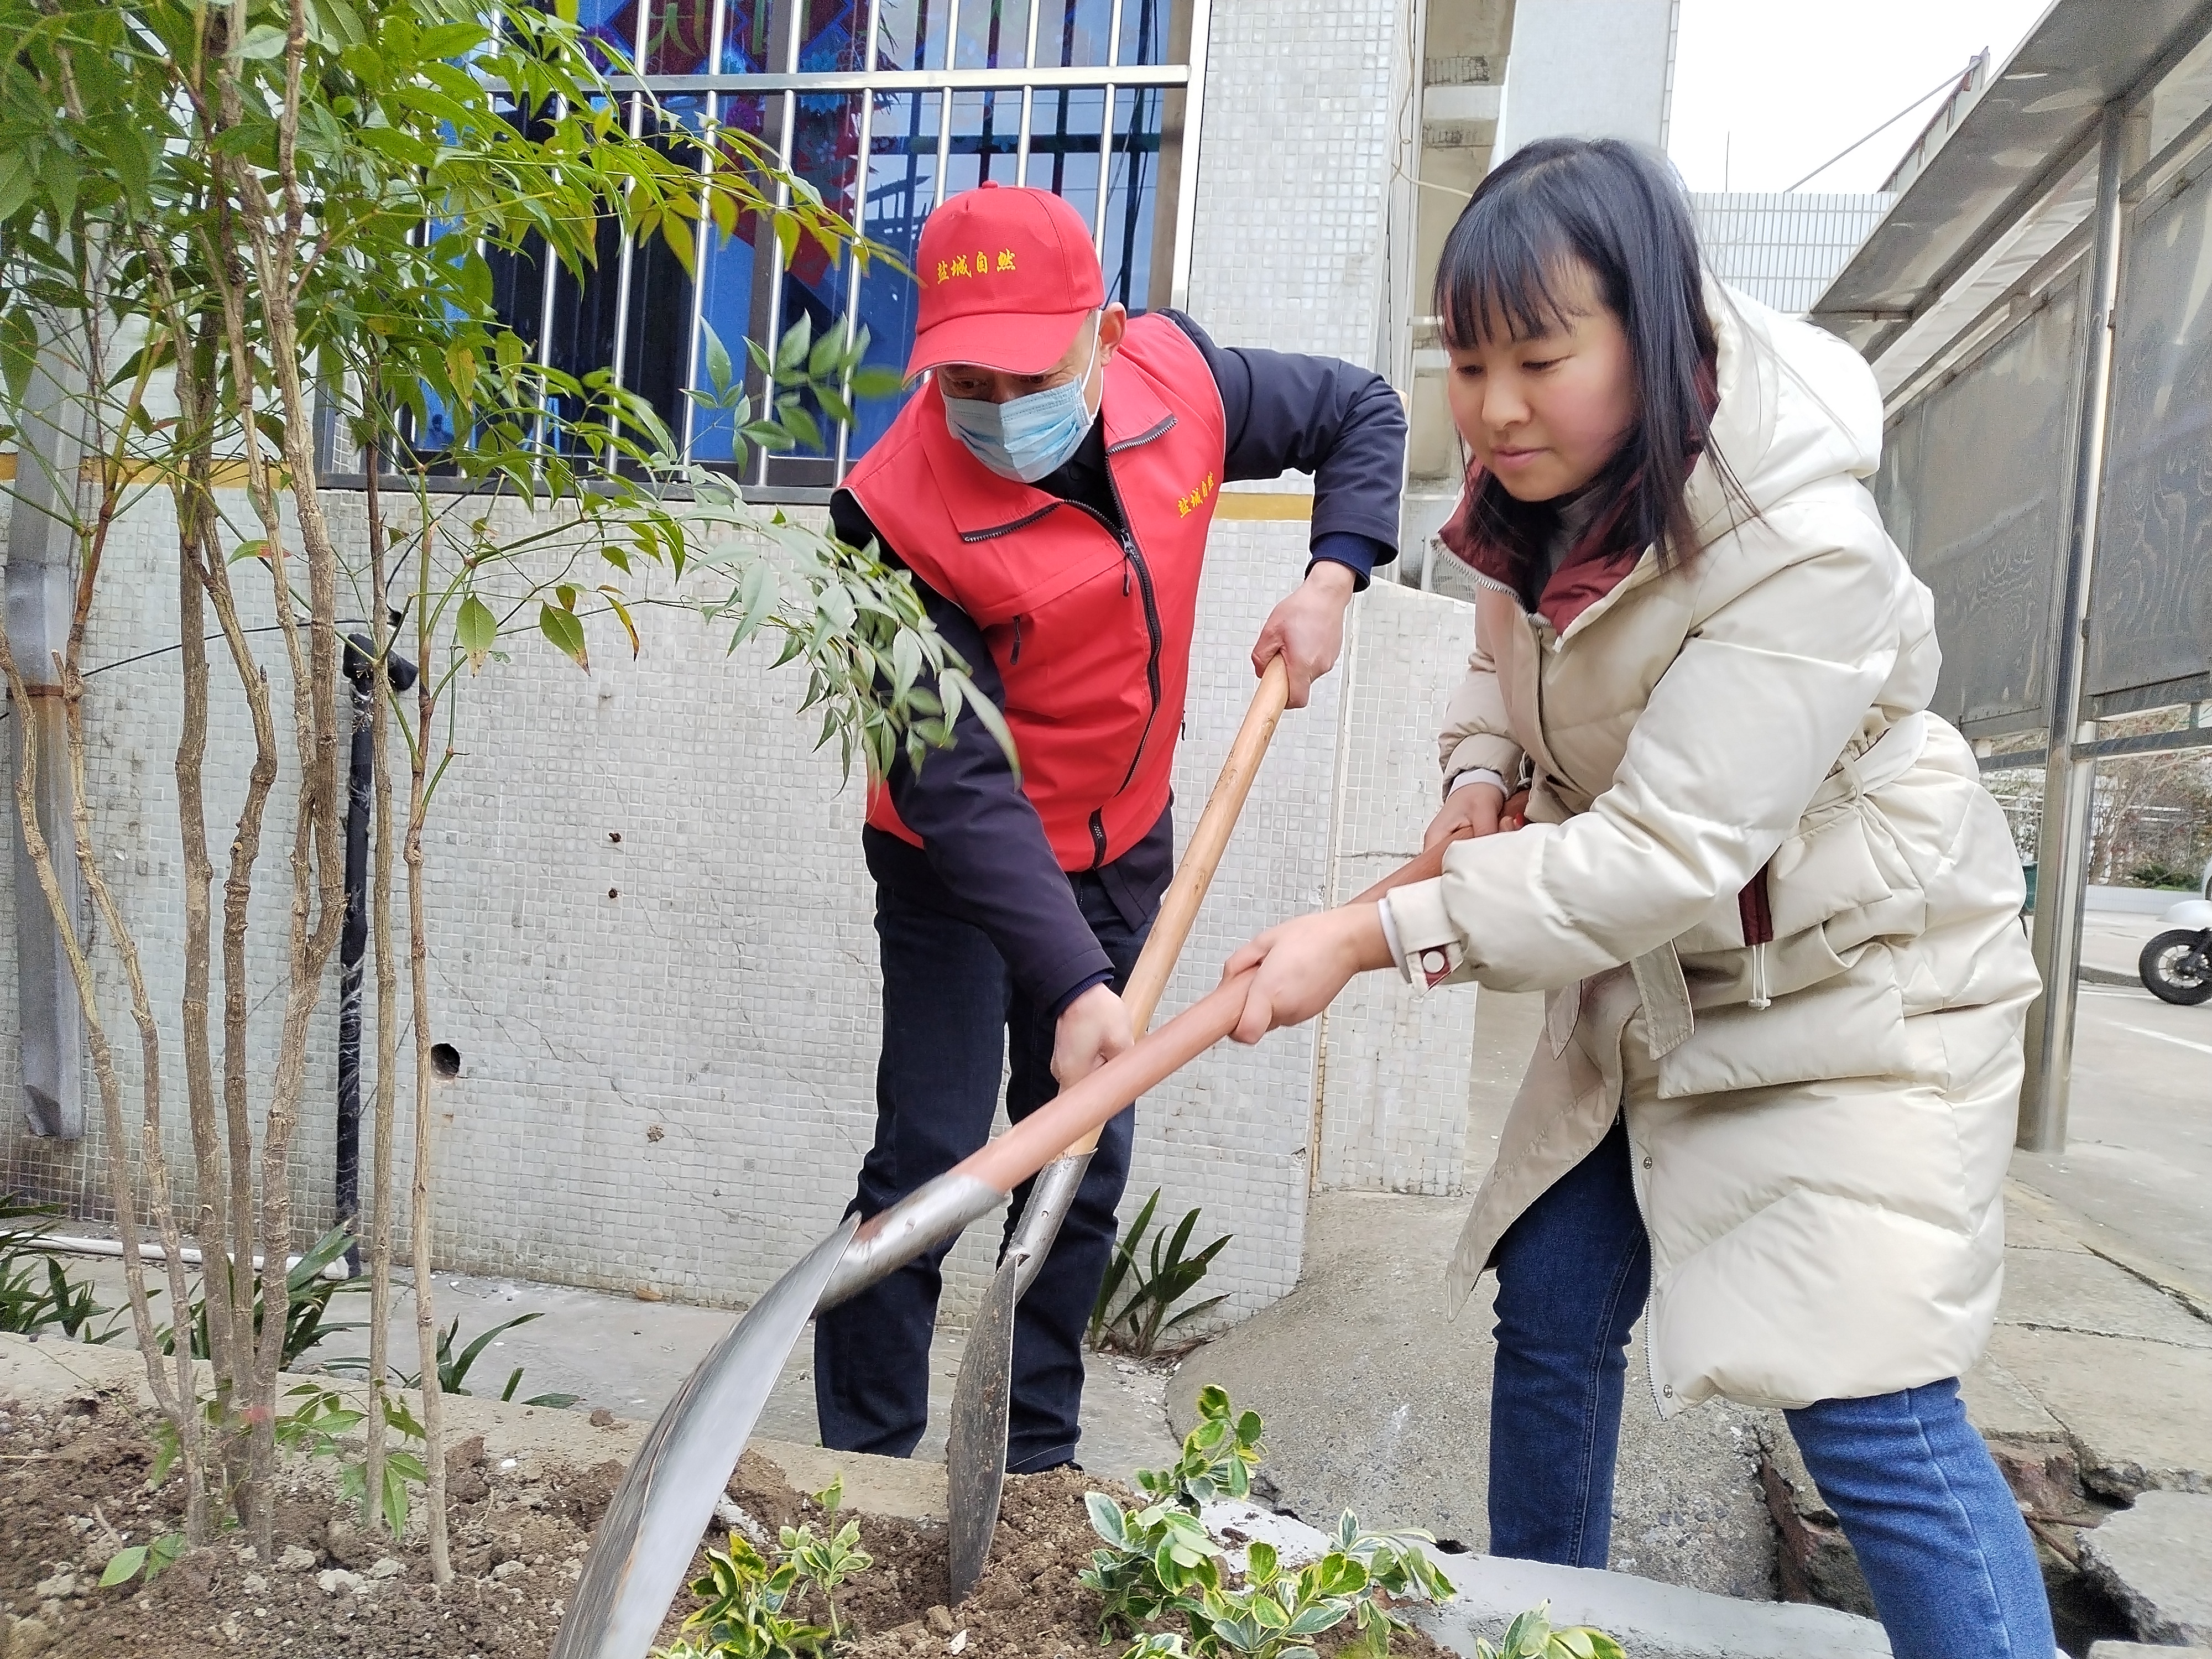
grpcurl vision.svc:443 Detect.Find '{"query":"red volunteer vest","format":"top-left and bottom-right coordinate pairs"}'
top-left (846, 314), bottom-right (1228, 870)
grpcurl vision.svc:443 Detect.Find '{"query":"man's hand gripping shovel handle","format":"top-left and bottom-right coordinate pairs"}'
top-left (818, 654), bottom-right (1292, 1312)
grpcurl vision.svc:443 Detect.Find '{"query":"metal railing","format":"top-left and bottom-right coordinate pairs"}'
top-left (545, 0), bottom-right (1208, 494)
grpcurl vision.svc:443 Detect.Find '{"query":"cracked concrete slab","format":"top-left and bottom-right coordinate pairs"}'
top-left (1997, 1247), bottom-right (2212, 1350)
top-left (2079, 1490), bottom-right (2212, 1644)
top-left (1985, 1326), bottom-right (2212, 1498)
top-left (1958, 1353), bottom-right (2067, 1442)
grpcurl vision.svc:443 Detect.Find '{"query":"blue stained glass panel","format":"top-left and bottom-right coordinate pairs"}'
top-left (848, 89), bottom-right (940, 461)
top-left (721, 1), bottom-right (775, 72)
top-left (576, 0), bottom-right (643, 71)
top-left (1038, 0), bottom-right (1114, 67)
top-left (764, 91), bottom-right (863, 480)
top-left (873, 0), bottom-right (947, 71)
top-left (1021, 85), bottom-right (1103, 218)
top-left (1102, 85), bottom-right (1162, 310)
top-left (943, 89), bottom-right (1019, 193)
top-left (1118, 0), bottom-right (1170, 65)
top-left (691, 92), bottom-right (775, 464)
top-left (643, 0), bottom-right (716, 72)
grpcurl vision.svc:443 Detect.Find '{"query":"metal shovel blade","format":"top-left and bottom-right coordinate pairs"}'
top-left (551, 1215), bottom-right (859, 1659)
top-left (944, 1251), bottom-right (1021, 1601)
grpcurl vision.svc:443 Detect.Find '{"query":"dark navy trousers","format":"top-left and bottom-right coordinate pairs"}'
top-left (813, 872), bottom-right (1145, 1472)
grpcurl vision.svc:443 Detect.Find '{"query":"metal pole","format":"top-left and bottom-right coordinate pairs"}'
top-left (933, 0), bottom-right (962, 207)
top-left (4, 330), bottom-right (87, 1139)
top-left (834, 0), bottom-right (885, 478)
top-left (1093, 0), bottom-right (1125, 250)
top-left (1015, 0), bottom-right (1042, 184)
top-left (2019, 104), bottom-right (2131, 1152)
top-left (336, 640), bottom-right (373, 1274)
top-left (336, 635), bottom-right (416, 1276)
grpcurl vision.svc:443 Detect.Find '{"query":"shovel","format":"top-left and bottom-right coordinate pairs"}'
top-left (550, 712), bottom-right (1463, 1659)
top-left (944, 657), bottom-right (1292, 1600)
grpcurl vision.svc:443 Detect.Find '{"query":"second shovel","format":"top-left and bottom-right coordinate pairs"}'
top-left (944, 656), bottom-right (1292, 1600)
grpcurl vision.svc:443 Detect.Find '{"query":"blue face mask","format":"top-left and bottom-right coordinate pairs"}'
top-left (941, 318), bottom-right (1101, 484)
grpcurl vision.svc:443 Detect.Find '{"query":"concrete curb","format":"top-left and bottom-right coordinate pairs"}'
top-left (1410, 1554), bottom-right (1890, 1659)
top-left (1195, 1498), bottom-right (1890, 1659)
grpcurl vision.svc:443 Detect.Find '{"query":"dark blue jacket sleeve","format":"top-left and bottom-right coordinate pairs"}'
top-left (1164, 310), bottom-right (1406, 586)
top-left (832, 490), bottom-right (1115, 1018)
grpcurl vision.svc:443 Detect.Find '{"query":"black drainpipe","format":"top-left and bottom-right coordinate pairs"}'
top-left (338, 633), bottom-right (417, 1277)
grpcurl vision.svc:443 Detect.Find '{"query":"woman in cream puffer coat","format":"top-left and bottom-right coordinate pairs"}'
top-left (1225, 139), bottom-right (2052, 1659)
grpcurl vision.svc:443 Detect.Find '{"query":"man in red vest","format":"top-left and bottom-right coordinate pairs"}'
top-left (817, 182), bottom-right (1405, 1472)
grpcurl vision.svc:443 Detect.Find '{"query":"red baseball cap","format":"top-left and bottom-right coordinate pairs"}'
top-left (905, 182), bottom-right (1105, 378)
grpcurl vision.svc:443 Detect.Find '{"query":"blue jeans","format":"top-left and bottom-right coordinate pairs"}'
top-left (1490, 1115), bottom-right (2054, 1659)
top-left (812, 873), bottom-right (1145, 1472)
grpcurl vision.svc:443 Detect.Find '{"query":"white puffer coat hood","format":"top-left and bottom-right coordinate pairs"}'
top-left (1387, 284), bottom-right (2041, 1415)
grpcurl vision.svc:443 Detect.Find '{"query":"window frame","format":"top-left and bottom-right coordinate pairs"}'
top-left (324, 0), bottom-right (1213, 502)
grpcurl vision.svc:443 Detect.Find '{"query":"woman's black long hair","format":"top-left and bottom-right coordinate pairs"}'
top-left (1434, 137), bottom-right (1720, 600)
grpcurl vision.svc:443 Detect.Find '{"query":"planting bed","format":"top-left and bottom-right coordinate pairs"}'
top-left (0, 1390), bottom-right (1457, 1659)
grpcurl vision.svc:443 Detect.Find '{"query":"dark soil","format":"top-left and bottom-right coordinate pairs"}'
top-left (0, 1390), bottom-right (1453, 1659)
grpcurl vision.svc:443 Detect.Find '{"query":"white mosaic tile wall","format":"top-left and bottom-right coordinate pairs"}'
top-left (1183, 0), bottom-right (1413, 369)
top-left (1, 484), bottom-right (340, 1241)
top-left (1313, 580), bottom-right (1484, 1194)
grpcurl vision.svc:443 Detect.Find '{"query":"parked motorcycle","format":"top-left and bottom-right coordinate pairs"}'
top-left (2140, 896), bottom-right (2212, 1006)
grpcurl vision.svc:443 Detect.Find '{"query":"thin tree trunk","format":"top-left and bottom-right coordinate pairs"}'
top-left (362, 415), bottom-right (400, 1531)
top-left (0, 620), bottom-right (192, 1470)
top-left (409, 518), bottom-right (451, 1583)
top-left (48, 274), bottom-right (209, 1538)
top-left (238, 0), bottom-right (353, 1545)
top-left (60, 639), bottom-right (209, 1541)
top-left (172, 320), bottom-right (239, 1515)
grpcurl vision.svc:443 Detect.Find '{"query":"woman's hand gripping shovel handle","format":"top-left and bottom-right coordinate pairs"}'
top-left (939, 658), bottom-right (1290, 1599)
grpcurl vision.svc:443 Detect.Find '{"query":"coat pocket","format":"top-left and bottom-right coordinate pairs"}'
top-left (1655, 945), bottom-right (1910, 1100)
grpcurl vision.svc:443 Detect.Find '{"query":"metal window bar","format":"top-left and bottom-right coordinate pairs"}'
top-left (833, 0), bottom-right (888, 477)
top-left (1093, 0), bottom-right (1124, 251)
top-left (1015, 0), bottom-right (1042, 184)
top-left (614, 62), bottom-right (1186, 90)
top-left (678, 0), bottom-right (733, 462)
top-left (391, 1), bottom-right (1197, 494)
top-left (934, 0), bottom-right (966, 212)
top-left (751, 0), bottom-right (806, 489)
top-left (606, 90), bottom-right (649, 449)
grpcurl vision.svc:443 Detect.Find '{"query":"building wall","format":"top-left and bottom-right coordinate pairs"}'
top-left (0, 3), bottom-right (1491, 1329)
top-left (1492, 0), bottom-right (1677, 160)
top-left (1692, 192), bottom-right (1896, 317)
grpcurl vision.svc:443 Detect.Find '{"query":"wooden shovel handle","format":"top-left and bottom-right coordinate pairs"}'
top-left (958, 826), bottom-right (1453, 1199)
top-left (1060, 656), bottom-right (1290, 1159)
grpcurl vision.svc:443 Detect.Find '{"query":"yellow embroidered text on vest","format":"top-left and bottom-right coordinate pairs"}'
top-left (1176, 472), bottom-right (1216, 517)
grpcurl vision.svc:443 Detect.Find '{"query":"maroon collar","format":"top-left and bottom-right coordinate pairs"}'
top-left (1437, 468), bottom-right (1641, 632)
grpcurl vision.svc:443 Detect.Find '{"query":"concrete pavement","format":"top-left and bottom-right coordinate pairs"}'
top-left (2029, 906), bottom-right (2212, 1303)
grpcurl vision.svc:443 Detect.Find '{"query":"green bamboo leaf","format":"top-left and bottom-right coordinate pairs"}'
top-left (849, 364), bottom-right (911, 399)
top-left (703, 322), bottom-right (734, 397)
top-left (733, 558), bottom-right (780, 646)
top-left (775, 311), bottom-right (812, 374)
top-left (539, 601), bottom-right (589, 670)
